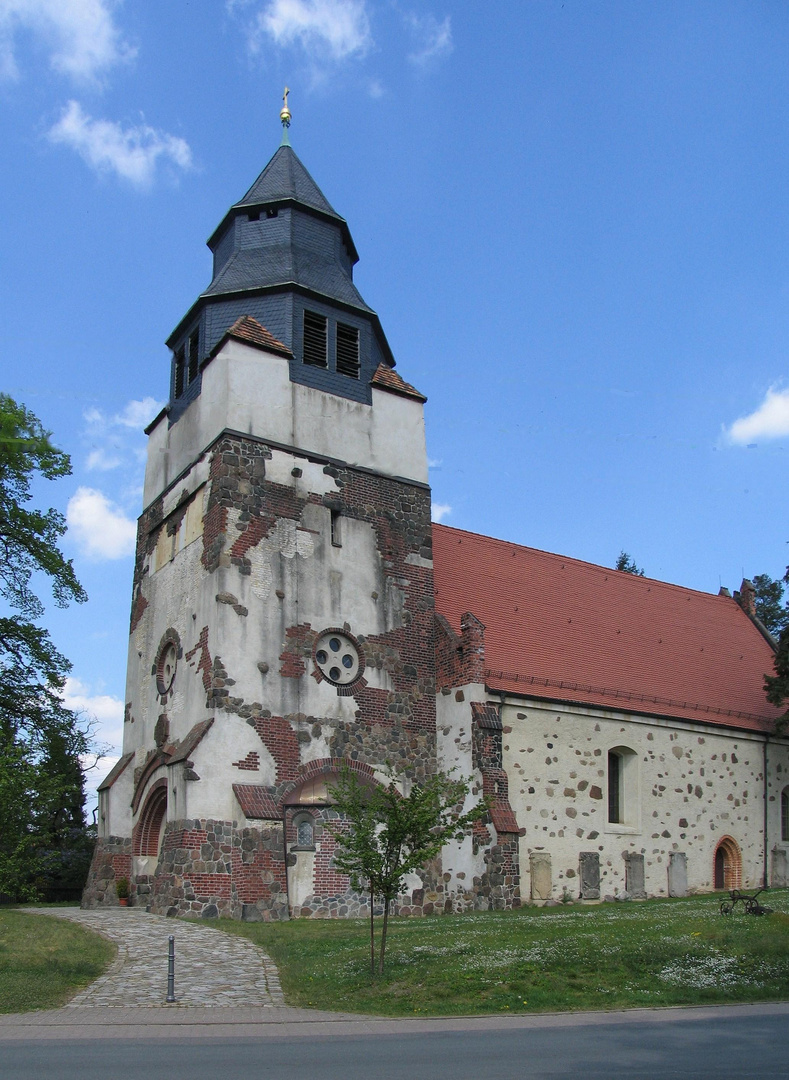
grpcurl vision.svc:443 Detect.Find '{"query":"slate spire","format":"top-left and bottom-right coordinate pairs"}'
top-left (166, 93), bottom-right (394, 417)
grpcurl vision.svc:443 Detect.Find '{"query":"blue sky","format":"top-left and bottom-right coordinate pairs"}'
top-left (1, 0), bottom-right (788, 807)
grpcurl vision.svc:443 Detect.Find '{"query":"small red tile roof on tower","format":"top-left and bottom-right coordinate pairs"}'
top-left (432, 523), bottom-right (782, 733)
top-left (223, 315), bottom-right (293, 356)
top-left (371, 362), bottom-right (427, 402)
top-left (213, 315), bottom-right (293, 359)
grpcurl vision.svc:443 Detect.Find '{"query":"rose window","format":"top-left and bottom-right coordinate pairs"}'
top-left (314, 631), bottom-right (361, 685)
top-left (157, 642), bottom-right (178, 695)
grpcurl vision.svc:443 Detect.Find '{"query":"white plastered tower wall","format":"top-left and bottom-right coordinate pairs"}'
top-left (120, 335), bottom-right (430, 776)
top-left (86, 326), bottom-right (444, 918)
top-left (143, 338), bottom-right (428, 508)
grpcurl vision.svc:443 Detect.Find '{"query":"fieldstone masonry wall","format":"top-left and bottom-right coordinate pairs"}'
top-left (149, 818), bottom-right (289, 920)
top-left (82, 837), bottom-right (132, 908)
top-left (503, 699), bottom-right (788, 900)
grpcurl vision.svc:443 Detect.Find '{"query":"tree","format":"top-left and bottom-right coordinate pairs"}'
top-left (762, 558), bottom-right (789, 730)
top-left (615, 551), bottom-right (645, 576)
top-left (765, 628), bottom-right (789, 731)
top-left (328, 765), bottom-right (486, 975)
top-left (0, 394), bottom-right (91, 900)
top-left (752, 573), bottom-right (789, 637)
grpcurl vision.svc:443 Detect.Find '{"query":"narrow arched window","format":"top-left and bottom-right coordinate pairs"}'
top-left (607, 745), bottom-right (638, 828)
top-left (782, 788), bottom-right (789, 842)
top-left (292, 813), bottom-right (315, 849)
top-left (608, 751), bottom-right (621, 824)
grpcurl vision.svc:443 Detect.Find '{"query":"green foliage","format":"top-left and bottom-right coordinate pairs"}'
top-left (759, 569), bottom-right (789, 727)
top-left (753, 573), bottom-right (789, 637)
top-left (765, 626), bottom-right (789, 728)
top-left (0, 394), bottom-right (85, 620)
top-left (327, 765), bottom-right (485, 974)
top-left (115, 877), bottom-right (129, 899)
top-left (0, 395), bottom-right (92, 902)
top-left (615, 551), bottom-right (645, 576)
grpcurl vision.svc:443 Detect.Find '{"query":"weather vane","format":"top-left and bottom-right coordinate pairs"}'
top-left (280, 87), bottom-right (291, 128)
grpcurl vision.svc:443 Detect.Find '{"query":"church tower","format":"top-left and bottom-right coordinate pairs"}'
top-left (84, 102), bottom-right (439, 919)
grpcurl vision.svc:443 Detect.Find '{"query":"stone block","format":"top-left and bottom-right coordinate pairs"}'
top-left (579, 851), bottom-right (600, 899)
top-left (624, 852), bottom-right (646, 899)
top-left (772, 847), bottom-right (788, 888)
top-left (668, 851), bottom-right (687, 897)
top-left (530, 852), bottom-right (552, 901)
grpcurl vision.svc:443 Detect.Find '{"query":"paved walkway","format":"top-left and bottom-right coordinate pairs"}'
top-left (25, 908), bottom-right (285, 1008)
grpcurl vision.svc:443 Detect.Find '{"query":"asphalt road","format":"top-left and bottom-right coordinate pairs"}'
top-left (4, 1011), bottom-right (788, 1080)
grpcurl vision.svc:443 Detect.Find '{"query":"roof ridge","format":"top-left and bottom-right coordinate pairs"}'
top-left (432, 522), bottom-right (727, 601)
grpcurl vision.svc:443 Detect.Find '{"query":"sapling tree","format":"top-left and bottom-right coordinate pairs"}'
top-left (328, 765), bottom-right (486, 976)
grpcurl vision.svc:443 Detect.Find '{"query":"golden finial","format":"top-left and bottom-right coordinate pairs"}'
top-left (280, 86), bottom-right (291, 128)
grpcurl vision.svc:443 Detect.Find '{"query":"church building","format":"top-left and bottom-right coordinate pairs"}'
top-left (83, 105), bottom-right (788, 919)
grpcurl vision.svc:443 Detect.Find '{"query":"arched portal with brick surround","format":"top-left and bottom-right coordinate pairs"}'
top-left (714, 836), bottom-right (742, 890)
top-left (281, 759), bottom-right (378, 916)
top-left (133, 780), bottom-right (168, 858)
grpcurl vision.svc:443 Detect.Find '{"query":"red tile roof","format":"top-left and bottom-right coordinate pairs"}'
top-left (432, 524), bottom-right (781, 733)
top-left (371, 362), bottom-right (427, 403)
top-left (233, 784), bottom-right (280, 820)
top-left (213, 315), bottom-right (293, 359)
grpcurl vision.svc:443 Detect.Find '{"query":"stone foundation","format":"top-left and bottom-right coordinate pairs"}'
top-left (81, 836), bottom-right (132, 908)
top-left (148, 818), bottom-right (290, 920)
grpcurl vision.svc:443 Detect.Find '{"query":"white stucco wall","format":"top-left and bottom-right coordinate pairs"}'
top-left (436, 685), bottom-right (490, 899)
top-left (144, 339), bottom-right (428, 507)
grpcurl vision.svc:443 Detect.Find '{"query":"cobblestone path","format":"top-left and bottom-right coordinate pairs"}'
top-left (28, 908), bottom-right (286, 1008)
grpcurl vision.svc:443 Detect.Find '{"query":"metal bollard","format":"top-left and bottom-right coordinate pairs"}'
top-left (166, 935), bottom-right (176, 1003)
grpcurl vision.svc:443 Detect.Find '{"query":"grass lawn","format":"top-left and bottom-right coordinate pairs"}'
top-left (0, 909), bottom-right (116, 1013)
top-left (214, 890), bottom-right (789, 1016)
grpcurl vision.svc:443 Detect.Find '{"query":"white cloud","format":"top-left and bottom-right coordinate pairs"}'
top-left (62, 675), bottom-right (125, 814)
top-left (86, 447), bottom-right (121, 471)
top-left (48, 101), bottom-right (192, 187)
top-left (82, 752), bottom-right (119, 815)
top-left (405, 11), bottom-right (452, 66)
top-left (0, 0), bottom-right (134, 82)
top-left (431, 502), bottom-right (451, 523)
top-left (252, 0), bottom-right (371, 61)
top-left (82, 396), bottom-right (161, 476)
top-left (114, 396), bottom-right (163, 429)
top-left (67, 486), bottom-right (136, 559)
top-left (727, 385), bottom-right (789, 444)
top-left (62, 676), bottom-right (124, 735)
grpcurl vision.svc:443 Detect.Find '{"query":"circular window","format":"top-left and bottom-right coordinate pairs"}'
top-left (157, 642), bottom-right (178, 696)
top-left (314, 630), bottom-right (361, 685)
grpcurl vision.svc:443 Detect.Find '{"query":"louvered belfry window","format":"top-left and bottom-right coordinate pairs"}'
top-left (303, 310), bottom-right (328, 367)
top-left (336, 322), bottom-right (360, 378)
top-left (187, 329), bottom-right (200, 384)
top-left (174, 346), bottom-right (185, 398)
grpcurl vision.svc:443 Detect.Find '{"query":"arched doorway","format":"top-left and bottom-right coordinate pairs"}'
top-left (713, 836), bottom-right (742, 890)
top-left (133, 781), bottom-right (168, 858)
top-left (280, 762), bottom-right (378, 915)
